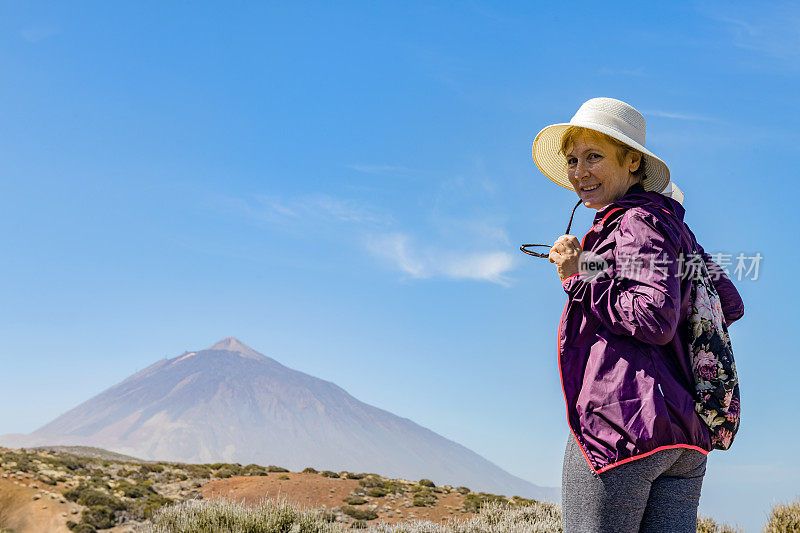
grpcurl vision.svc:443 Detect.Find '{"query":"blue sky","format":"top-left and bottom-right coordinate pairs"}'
top-left (1, 1), bottom-right (797, 530)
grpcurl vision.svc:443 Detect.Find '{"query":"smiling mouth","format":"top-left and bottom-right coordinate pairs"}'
top-left (581, 184), bottom-right (600, 192)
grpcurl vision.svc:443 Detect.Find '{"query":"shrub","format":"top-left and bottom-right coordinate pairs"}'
top-left (182, 464), bottom-right (212, 478)
top-left (367, 487), bottom-right (388, 498)
top-left (695, 516), bottom-right (742, 532)
top-left (49, 455), bottom-right (87, 472)
top-left (215, 469), bottom-right (233, 479)
top-left (343, 496), bottom-right (367, 505)
top-left (321, 470), bottom-right (340, 478)
top-left (509, 496), bottom-right (538, 507)
top-left (341, 505), bottom-right (378, 521)
top-left (146, 498), bottom-right (341, 532)
top-left (456, 486), bottom-right (471, 494)
top-left (67, 522), bottom-right (97, 533)
top-left (763, 497), bottom-right (800, 533)
top-left (463, 492), bottom-right (508, 513)
top-left (412, 491), bottom-right (437, 507)
top-left (120, 482), bottom-right (157, 499)
top-left (302, 467), bottom-right (318, 474)
top-left (140, 463), bottom-right (166, 474)
top-left (64, 485), bottom-right (127, 511)
top-left (418, 478), bottom-right (435, 488)
top-left (267, 465), bottom-right (289, 473)
top-left (277, 475), bottom-right (290, 480)
top-left (343, 472), bottom-right (366, 480)
top-left (359, 476), bottom-right (384, 488)
top-left (318, 509), bottom-right (337, 523)
top-left (81, 506), bottom-right (115, 529)
top-left (140, 493), bottom-right (172, 518)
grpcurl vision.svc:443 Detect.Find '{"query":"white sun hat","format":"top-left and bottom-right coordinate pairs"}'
top-left (532, 97), bottom-right (684, 204)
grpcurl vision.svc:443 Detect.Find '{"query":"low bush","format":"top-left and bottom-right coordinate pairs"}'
top-left (321, 470), bottom-right (340, 478)
top-left (243, 464), bottom-right (269, 476)
top-left (125, 484), bottom-right (156, 499)
top-left (509, 496), bottom-right (538, 507)
top-left (462, 492), bottom-right (508, 513)
top-left (64, 485), bottom-right (126, 511)
top-left (215, 469), bottom-right (233, 479)
top-left (358, 476), bottom-right (384, 489)
top-left (695, 516), bottom-right (741, 533)
top-left (266, 465), bottom-right (289, 473)
top-left (412, 491), bottom-right (437, 507)
top-left (763, 497), bottom-right (800, 533)
top-left (146, 498), bottom-right (341, 532)
top-left (418, 479), bottom-right (435, 488)
top-left (110, 493), bottom-right (770, 533)
top-left (343, 496), bottom-right (367, 505)
top-left (66, 522), bottom-right (97, 533)
top-left (341, 505), bottom-right (378, 521)
top-left (81, 506), bottom-right (115, 529)
top-left (302, 467), bottom-right (319, 474)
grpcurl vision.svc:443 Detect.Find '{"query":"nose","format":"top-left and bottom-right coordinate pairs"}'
top-left (573, 158), bottom-right (590, 181)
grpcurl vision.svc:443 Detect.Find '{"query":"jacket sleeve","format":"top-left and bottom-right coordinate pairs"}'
top-left (696, 242), bottom-right (745, 326)
top-left (562, 210), bottom-right (682, 346)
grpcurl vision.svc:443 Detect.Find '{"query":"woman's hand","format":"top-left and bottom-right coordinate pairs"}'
top-left (549, 234), bottom-right (583, 283)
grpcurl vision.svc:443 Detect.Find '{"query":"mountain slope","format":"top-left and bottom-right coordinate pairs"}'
top-left (0, 338), bottom-right (557, 501)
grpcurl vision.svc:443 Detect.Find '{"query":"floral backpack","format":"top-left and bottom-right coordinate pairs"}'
top-left (684, 245), bottom-right (741, 450)
top-left (613, 204), bottom-right (741, 450)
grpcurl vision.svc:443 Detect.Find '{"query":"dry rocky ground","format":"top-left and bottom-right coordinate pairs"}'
top-left (0, 446), bottom-right (536, 532)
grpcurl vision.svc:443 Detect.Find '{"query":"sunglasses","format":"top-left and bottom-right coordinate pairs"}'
top-left (520, 198), bottom-right (583, 258)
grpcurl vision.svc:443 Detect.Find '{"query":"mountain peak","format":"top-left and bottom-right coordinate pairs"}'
top-left (206, 337), bottom-right (263, 359)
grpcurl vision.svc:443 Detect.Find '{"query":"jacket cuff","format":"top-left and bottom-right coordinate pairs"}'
top-left (562, 273), bottom-right (581, 293)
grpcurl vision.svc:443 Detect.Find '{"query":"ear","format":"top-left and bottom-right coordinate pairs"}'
top-left (629, 152), bottom-right (642, 173)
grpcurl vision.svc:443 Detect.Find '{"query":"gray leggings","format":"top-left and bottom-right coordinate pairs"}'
top-left (562, 434), bottom-right (707, 533)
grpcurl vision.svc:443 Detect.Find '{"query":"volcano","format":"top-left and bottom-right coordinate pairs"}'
top-left (0, 337), bottom-right (556, 501)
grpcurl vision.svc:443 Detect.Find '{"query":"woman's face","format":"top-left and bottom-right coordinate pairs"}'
top-left (565, 136), bottom-right (640, 210)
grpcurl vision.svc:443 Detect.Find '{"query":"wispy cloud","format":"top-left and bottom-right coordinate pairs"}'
top-left (365, 232), bottom-right (515, 287)
top-left (643, 109), bottom-right (716, 122)
top-left (699, 2), bottom-right (800, 62)
top-left (220, 193), bottom-right (393, 228)
top-left (219, 184), bottom-right (516, 286)
top-left (347, 163), bottom-right (408, 174)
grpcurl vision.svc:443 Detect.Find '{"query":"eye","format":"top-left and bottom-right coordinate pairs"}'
top-left (588, 153), bottom-right (602, 161)
top-left (566, 156), bottom-right (577, 166)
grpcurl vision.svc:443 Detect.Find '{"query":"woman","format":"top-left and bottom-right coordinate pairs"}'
top-left (531, 98), bottom-right (745, 532)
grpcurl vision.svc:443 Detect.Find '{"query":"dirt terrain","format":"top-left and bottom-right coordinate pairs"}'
top-left (201, 472), bottom-right (478, 525)
top-left (0, 447), bottom-right (537, 531)
top-left (0, 471), bottom-right (75, 533)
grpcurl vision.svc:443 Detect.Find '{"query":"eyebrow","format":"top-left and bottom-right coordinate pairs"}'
top-left (566, 146), bottom-right (604, 157)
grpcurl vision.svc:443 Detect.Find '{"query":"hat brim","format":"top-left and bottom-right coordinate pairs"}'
top-left (532, 121), bottom-right (671, 194)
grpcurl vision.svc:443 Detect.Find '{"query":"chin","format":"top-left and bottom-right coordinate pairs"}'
top-left (583, 199), bottom-right (607, 210)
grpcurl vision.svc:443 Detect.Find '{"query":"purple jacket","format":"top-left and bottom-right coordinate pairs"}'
top-left (559, 182), bottom-right (745, 474)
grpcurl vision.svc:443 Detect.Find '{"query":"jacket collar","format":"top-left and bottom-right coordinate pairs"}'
top-left (593, 181), bottom-right (685, 224)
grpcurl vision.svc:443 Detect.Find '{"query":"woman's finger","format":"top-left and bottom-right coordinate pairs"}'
top-left (556, 235), bottom-right (581, 249)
